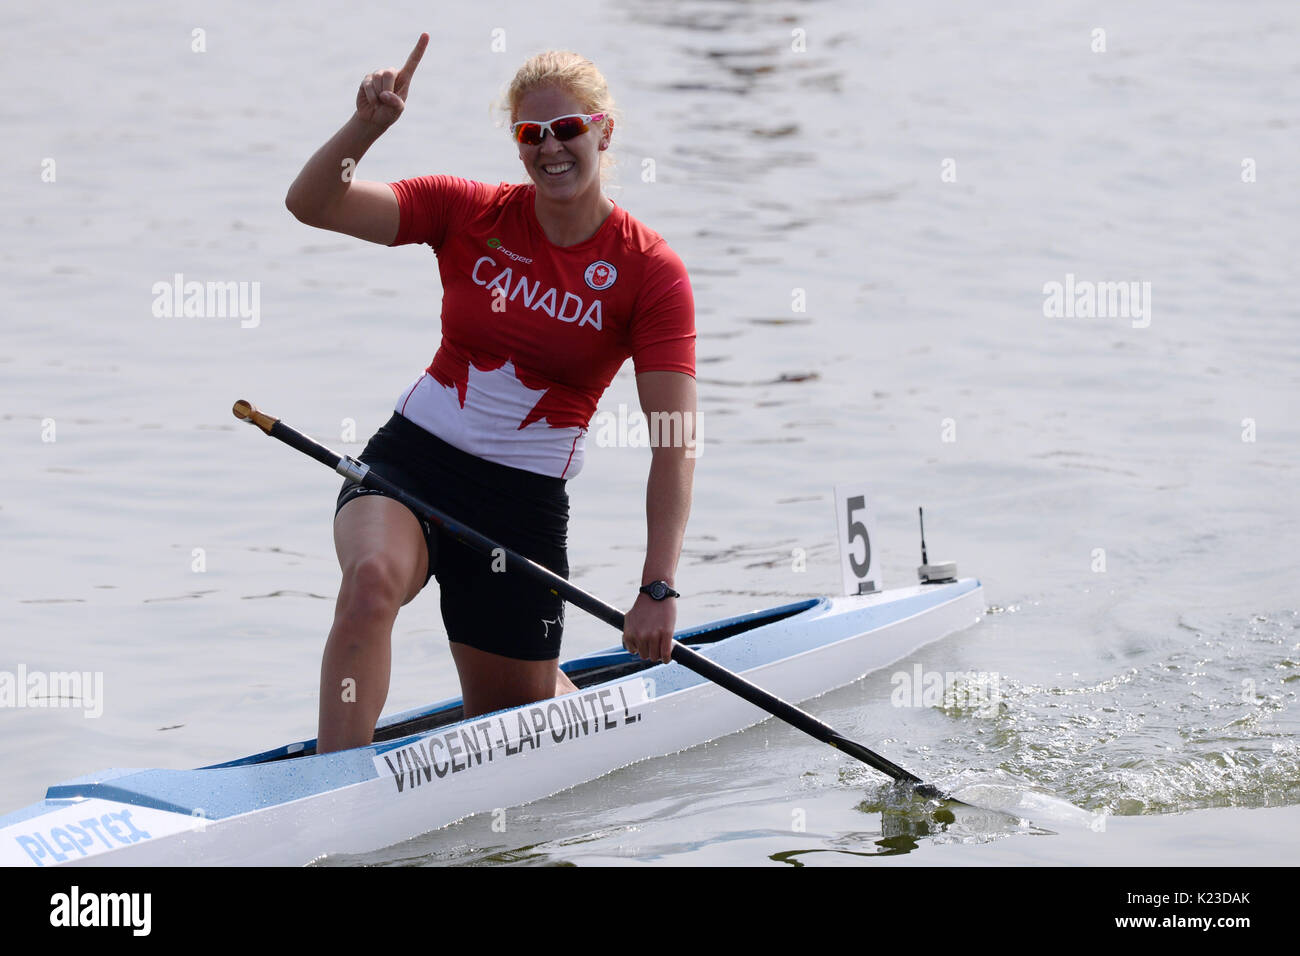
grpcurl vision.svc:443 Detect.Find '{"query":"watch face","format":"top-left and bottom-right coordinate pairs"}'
top-left (650, 582), bottom-right (667, 600)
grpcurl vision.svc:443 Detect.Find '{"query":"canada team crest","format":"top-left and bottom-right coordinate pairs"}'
top-left (584, 260), bottom-right (618, 291)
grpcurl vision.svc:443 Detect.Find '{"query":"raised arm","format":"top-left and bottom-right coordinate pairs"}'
top-left (622, 370), bottom-right (698, 663)
top-left (284, 33), bottom-right (429, 244)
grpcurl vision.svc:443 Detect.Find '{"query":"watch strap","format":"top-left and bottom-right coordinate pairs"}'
top-left (639, 580), bottom-right (680, 601)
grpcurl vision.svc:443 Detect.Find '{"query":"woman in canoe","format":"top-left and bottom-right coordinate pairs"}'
top-left (285, 34), bottom-right (697, 753)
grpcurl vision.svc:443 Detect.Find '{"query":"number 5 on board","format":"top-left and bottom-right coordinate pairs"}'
top-left (833, 485), bottom-right (881, 595)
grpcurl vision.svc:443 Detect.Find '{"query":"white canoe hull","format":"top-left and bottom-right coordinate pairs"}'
top-left (1, 579), bottom-right (984, 866)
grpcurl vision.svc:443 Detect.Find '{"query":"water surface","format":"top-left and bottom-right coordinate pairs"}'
top-left (2, 0), bottom-right (1297, 866)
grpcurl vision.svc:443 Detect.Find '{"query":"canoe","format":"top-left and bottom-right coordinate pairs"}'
top-left (0, 577), bottom-right (984, 867)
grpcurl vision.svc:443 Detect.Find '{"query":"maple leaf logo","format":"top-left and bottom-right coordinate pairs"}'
top-left (583, 260), bottom-right (618, 291)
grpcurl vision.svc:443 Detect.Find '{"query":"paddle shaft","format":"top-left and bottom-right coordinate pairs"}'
top-left (233, 400), bottom-right (937, 794)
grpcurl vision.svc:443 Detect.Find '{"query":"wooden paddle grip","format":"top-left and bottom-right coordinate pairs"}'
top-left (232, 399), bottom-right (278, 435)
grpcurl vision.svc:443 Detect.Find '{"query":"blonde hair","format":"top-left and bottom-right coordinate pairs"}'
top-left (504, 51), bottom-right (618, 180)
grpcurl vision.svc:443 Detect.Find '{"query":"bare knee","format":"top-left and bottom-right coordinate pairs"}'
top-left (335, 553), bottom-right (414, 626)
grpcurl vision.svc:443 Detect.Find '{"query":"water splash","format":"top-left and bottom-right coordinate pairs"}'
top-left (946, 779), bottom-right (1108, 832)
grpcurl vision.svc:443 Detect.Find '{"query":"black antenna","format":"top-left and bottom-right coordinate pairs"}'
top-left (916, 506), bottom-right (957, 585)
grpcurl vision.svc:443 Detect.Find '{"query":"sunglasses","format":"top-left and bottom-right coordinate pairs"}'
top-left (511, 113), bottom-right (606, 146)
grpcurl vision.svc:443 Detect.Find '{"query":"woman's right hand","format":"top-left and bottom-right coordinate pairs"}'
top-left (355, 33), bottom-right (429, 131)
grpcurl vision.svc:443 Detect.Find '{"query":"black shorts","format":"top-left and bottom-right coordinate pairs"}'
top-left (335, 413), bottom-right (569, 661)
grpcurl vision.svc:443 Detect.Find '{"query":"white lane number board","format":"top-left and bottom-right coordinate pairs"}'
top-left (833, 485), bottom-right (881, 595)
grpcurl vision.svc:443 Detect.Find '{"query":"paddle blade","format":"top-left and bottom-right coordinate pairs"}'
top-left (945, 781), bottom-right (1107, 832)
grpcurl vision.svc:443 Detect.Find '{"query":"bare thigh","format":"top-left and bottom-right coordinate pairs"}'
top-left (317, 495), bottom-right (430, 753)
top-left (450, 642), bottom-right (567, 718)
top-left (333, 494), bottom-right (428, 604)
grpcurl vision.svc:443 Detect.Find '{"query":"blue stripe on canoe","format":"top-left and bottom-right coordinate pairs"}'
top-left (14, 581), bottom-right (977, 824)
top-left (613, 580), bottom-right (978, 700)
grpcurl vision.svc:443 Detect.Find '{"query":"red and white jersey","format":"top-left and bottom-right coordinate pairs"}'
top-left (387, 176), bottom-right (696, 479)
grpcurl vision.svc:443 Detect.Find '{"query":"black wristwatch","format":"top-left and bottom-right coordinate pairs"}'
top-left (639, 580), bottom-right (680, 601)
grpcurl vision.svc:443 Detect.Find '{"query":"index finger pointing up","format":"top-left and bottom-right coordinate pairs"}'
top-left (400, 32), bottom-right (429, 81)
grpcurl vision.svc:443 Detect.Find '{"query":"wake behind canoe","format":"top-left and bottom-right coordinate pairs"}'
top-left (1, 578), bottom-right (983, 867)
